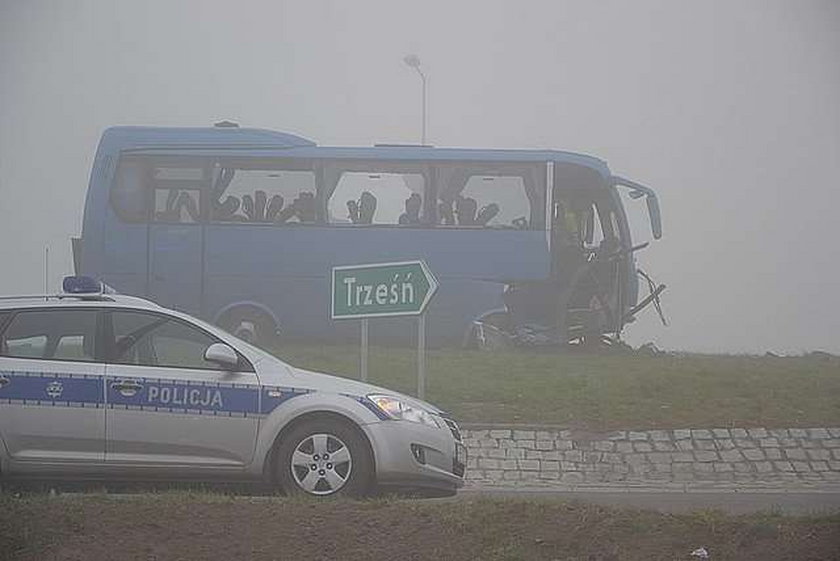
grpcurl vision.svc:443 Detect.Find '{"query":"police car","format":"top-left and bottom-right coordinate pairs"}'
top-left (0, 277), bottom-right (465, 496)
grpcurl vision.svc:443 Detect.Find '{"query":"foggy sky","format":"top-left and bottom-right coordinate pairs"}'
top-left (1, 0), bottom-right (838, 354)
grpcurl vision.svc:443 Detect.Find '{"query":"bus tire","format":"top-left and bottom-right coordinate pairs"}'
top-left (465, 310), bottom-right (512, 350)
top-left (218, 306), bottom-right (278, 349)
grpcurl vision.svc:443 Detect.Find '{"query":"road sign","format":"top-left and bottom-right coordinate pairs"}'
top-left (331, 260), bottom-right (439, 320)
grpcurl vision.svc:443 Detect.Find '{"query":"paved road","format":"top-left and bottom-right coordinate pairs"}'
top-left (458, 486), bottom-right (840, 515)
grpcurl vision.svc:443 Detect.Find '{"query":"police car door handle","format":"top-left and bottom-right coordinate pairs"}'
top-left (0, 376), bottom-right (9, 389)
top-left (111, 380), bottom-right (143, 396)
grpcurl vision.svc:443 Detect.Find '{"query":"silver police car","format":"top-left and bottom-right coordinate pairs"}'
top-left (0, 277), bottom-right (465, 496)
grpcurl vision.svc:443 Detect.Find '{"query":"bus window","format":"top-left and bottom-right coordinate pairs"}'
top-left (437, 163), bottom-right (544, 229)
top-left (582, 203), bottom-right (605, 250)
top-left (211, 168), bottom-right (317, 224)
top-left (110, 159), bottom-right (148, 223)
top-left (609, 211), bottom-right (621, 242)
top-left (152, 166), bottom-right (205, 224)
top-left (447, 175), bottom-right (532, 228)
top-left (554, 197), bottom-right (607, 250)
top-left (328, 172), bottom-right (426, 226)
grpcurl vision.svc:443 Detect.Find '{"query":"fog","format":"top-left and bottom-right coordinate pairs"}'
top-left (1, 0), bottom-right (838, 354)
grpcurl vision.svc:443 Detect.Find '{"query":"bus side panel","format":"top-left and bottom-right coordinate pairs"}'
top-left (147, 225), bottom-right (203, 314)
top-left (101, 213), bottom-right (148, 298)
top-left (81, 137), bottom-right (148, 296)
top-left (80, 151), bottom-right (114, 279)
top-left (203, 226), bottom-right (549, 343)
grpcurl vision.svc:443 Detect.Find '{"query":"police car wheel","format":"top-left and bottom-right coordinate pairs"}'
top-left (276, 419), bottom-right (372, 497)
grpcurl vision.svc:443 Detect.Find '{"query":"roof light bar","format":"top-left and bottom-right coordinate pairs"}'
top-left (61, 276), bottom-right (115, 296)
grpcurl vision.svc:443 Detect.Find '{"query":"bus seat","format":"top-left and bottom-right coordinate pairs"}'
top-left (455, 195), bottom-right (477, 225)
top-left (275, 204), bottom-right (296, 223)
top-left (176, 191), bottom-right (200, 222)
top-left (398, 193), bottom-right (422, 225)
top-left (266, 195), bottom-right (284, 222)
top-left (347, 199), bottom-right (361, 223)
top-left (155, 189), bottom-right (180, 221)
top-left (242, 194), bottom-right (255, 221)
top-left (295, 192), bottom-right (316, 223)
top-left (438, 200), bottom-right (455, 225)
top-left (359, 191), bottom-right (377, 224)
top-left (475, 203), bottom-right (499, 226)
top-left (254, 190), bottom-right (267, 222)
top-left (214, 195), bottom-right (240, 221)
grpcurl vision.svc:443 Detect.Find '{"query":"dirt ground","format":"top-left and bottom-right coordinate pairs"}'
top-left (2, 493), bottom-right (839, 561)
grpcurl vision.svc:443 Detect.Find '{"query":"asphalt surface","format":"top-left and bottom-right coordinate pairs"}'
top-left (458, 486), bottom-right (840, 515)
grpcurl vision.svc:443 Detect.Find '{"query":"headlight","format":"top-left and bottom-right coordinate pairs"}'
top-left (367, 394), bottom-right (440, 428)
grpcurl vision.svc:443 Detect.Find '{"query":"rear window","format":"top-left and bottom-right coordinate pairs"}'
top-left (110, 157), bottom-right (211, 224)
top-left (0, 309), bottom-right (99, 362)
top-left (111, 159), bottom-right (149, 222)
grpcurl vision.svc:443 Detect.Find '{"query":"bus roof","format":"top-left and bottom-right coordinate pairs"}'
top-left (100, 126), bottom-right (610, 173)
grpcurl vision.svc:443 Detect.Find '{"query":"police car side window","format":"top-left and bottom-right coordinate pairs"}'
top-left (0, 310), bottom-right (99, 362)
top-left (0, 312), bottom-right (10, 355)
top-left (111, 311), bottom-right (224, 371)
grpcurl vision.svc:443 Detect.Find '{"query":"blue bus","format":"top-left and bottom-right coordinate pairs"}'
top-left (76, 123), bottom-right (663, 348)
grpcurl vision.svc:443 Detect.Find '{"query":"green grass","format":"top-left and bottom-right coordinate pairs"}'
top-left (272, 344), bottom-right (840, 430)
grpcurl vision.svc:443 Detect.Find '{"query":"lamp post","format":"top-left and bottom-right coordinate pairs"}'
top-left (403, 54), bottom-right (427, 145)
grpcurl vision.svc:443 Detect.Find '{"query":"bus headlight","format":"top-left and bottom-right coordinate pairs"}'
top-left (367, 394), bottom-right (440, 428)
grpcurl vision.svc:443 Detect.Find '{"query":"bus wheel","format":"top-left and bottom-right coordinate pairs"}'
top-left (219, 307), bottom-right (278, 349)
top-left (466, 311), bottom-right (512, 351)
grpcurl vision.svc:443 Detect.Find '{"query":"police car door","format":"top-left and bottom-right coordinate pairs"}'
top-left (104, 309), bottom-right (259, 471)
top-left (0, 308), bottom-right (106, 467)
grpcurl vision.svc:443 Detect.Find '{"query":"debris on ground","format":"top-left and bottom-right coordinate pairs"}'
top-left (636, 342), bottom-right (663, 356)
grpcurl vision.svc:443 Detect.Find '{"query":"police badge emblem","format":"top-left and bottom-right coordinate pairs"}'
top-left (46, 380), bottom-right (64, 400)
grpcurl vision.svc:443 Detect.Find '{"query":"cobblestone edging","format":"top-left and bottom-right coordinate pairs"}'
top-left (462, 426), bottom-right (840, 487)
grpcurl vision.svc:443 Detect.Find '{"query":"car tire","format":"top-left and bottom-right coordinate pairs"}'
top-left (275, 418), bottom-right (373, 498)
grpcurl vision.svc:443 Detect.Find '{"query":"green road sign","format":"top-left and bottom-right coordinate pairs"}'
top-left (331, 260), bottom-right (439, 320)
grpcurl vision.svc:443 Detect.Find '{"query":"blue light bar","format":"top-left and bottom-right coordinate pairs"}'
top-left (62, 276), bottom-right (103, 294)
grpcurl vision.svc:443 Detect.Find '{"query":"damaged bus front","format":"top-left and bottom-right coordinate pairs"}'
top-left (470, 163), bottom-right (665, 349)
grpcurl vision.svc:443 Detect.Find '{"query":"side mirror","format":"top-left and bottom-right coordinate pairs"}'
top-left (204, 343), bottom-right (239, 370)
top-left (611, 176), bottom-right (663, 241)
top-left (646, 195), bottom-right (662, 240)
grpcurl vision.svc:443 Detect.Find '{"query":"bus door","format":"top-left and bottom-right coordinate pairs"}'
top-left (551, 163), bottom-right (624, 339)
top-left (147, 163), bottom-right (210, 315)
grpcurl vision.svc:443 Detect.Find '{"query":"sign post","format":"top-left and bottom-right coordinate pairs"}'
top-left (417, 313), bottom-right (426, 399)
top-left (360, 318), bottom-right (369, 382)
top-left (331, 261), bottom-right (439, 397)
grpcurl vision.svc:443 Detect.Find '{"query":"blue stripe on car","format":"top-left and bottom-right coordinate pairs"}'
top-left (0, 370), bottom-right (312, 417)
top-left (108, 377), bottom-right (260, 416)
top-left (260, 386), bottom-right (311, 414)
top-left (0, 371), bottom-right (103, 407)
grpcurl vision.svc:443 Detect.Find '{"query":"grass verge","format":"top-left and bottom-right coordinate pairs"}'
top-left (273, 344), bottom-right (840, 430)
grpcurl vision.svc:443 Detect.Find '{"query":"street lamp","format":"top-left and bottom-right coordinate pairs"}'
top-left (403, 54), bottom-right (427, 145)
